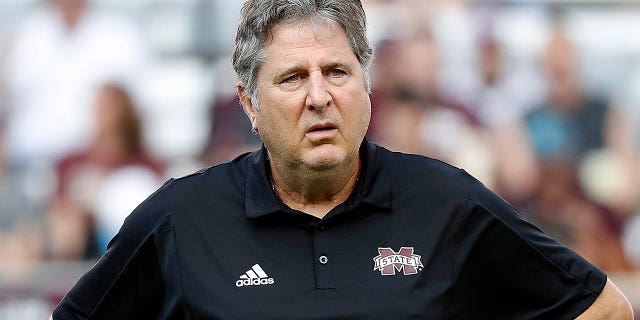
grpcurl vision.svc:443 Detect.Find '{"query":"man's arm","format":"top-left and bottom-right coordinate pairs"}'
top-left (576, 279), bottom-right (633, 319)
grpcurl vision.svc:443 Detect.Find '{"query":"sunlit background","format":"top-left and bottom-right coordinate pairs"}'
top-left (0, 0), bottom-right (640, 318)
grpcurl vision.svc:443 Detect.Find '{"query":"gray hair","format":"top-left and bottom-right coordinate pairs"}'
top-left (232, 0), bottom-right (373, 110)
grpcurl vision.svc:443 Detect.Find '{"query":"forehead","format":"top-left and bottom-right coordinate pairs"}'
top-left (263, 21), bottom-right (355, 64)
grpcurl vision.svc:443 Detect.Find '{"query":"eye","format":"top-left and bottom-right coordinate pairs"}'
top-left (328, 69), bottom-right (346, 77)
top-left (281, 74), bottom-right (300, 83)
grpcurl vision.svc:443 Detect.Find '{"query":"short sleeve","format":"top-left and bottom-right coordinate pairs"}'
top-left (53, 180), bottom-right (176, 320)
top-left (446, 172), bottom-right (607, 319)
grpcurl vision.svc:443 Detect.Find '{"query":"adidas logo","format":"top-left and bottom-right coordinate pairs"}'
top-left (235, 264), bottom-right (275, 287)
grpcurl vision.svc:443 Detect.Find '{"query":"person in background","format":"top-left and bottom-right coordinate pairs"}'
top-left (1, 0), bottom-right (148, 167)
top-left (503, 28), bottom-right (634, 272)
top-left (369, 32), bottom-right (494, 187)
top-left (0, 129), bottom-right (45, 284)
top-left (474, 37), bottom-right (541, 206)
top-left (47, 83), bottom-right (162, 260)
top-left (606, 60), bottom-right (640, 271)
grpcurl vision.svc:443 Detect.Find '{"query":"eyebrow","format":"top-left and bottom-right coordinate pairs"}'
top-left (323, 61), bottom-right (353, 73)
top-left (273, 64), bottom-right (307, 82)
top-left (273, 61), bottom-right (354, 82)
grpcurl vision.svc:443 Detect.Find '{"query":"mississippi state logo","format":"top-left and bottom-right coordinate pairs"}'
top-left (373, 247), bottom-right (423, 275)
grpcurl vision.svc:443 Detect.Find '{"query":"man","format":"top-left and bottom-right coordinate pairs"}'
top-left (52, 0), bottom-right (633, 319)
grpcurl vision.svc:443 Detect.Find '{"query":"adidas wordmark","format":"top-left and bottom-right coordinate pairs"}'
top-left (236, 264), bottom-right (275, 287)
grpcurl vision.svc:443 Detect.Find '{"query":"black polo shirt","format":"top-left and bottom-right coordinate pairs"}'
top-left (53, 140), bottom-right (606, 319)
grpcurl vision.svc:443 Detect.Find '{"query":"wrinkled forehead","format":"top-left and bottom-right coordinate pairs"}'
top-left (265, 17), bottom-right (344, 47)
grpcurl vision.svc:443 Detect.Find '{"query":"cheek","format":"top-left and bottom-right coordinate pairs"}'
top-left (266, 101), bottom-right (307, 130)
top-left (256, 107), bottom-right (294, 139)
top-left (342, 92), bottom-right (371, 129)
top-left (358, 106), bottom-right (372, 137)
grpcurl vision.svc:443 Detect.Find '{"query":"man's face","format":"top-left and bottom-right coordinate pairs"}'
top-left (242, 22), bottom-right (371, 172)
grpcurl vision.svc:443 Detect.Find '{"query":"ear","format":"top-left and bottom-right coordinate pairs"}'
top-left (237, 84), bottom-right (258, 132)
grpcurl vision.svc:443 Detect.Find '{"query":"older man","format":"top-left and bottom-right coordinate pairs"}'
top-left (52, 0), bottom-right (632, 319)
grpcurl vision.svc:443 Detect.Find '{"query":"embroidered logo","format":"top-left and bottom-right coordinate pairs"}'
top-left (235, 264), bottom-right (275, 287)
top-left (373, 247), bottom-right (423, 276)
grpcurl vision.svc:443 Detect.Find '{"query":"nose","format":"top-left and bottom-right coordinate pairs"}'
top-left (305, 72), bottom-right (331, 111)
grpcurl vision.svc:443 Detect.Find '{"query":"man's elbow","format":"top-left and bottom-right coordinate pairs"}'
top-left (608, 296), bottom-right (634, 320)
top-left (611, 294), bottom-right (634, 320)
top-left (601, 281), bottom-right (634, 320)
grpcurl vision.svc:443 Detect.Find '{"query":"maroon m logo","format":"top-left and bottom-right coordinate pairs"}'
top-left (373, 247), bottom-right (423, 276)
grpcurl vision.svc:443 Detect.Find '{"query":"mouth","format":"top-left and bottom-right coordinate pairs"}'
top-left (306, 123), bottom-right (338, 134)
top-left (305, 122), bottom-right (339, 141)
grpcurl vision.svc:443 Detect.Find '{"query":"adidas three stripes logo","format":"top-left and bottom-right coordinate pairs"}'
top-left (235, 264), bottom-right (275, 287)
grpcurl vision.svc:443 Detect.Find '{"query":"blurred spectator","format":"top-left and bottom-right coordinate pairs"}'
top-left (471, 39), bottom-right (521, 129)
top-left (471, 37), bottom-right (540, 202)
top-left (47, 83), bottom-right (162, 260)
top-left (92, 165), bottom-right (163, 252)
top-left (610, 67), bottom-right (640, 166)
top-left (504, 28), bottom-right (634, 272)
top-left (369, 32), bottom-right (479, 146)
top-left (608, 64), bottom-right (640, 268)
top-left (526, 30), bottom-right (608, 162)
top-left (369, 32), bottom-right (494, 186)
top-left (497, 28), bottom-right (607, 204)
top-left (0, 129), bottom-right (45, 284)
top-left (0, 0), bottom-right (149, 168)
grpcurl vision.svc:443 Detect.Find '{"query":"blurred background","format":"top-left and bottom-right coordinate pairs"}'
top-left (0, 0), bottom-right (640, 318)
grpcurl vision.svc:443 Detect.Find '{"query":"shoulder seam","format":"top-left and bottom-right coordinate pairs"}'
top-left (171, 166), bottom-right (212, 182)
top-left (168, 211), bottom-right (190, 317)
top-left (443, 195), bottom-right (472, 318)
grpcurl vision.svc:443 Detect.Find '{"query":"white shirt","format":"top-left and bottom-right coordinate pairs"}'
top-left (2, 5), bottom-right (148, 165)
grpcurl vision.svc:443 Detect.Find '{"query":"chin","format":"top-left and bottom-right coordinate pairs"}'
top-left (302, 146), bottom-right (349, 171)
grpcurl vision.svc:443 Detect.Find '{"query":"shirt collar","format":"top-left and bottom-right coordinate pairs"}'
top-left (244, 138), bottom-right (392, 219)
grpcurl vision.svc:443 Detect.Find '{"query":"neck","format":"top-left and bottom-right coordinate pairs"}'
top-left (270, 155), bottom-right (361, 219)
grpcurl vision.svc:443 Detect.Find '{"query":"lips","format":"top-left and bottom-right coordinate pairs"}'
top-left (306, 122), bottom-right (337, 133)
top-left (305, 122), bottom-right (338, 142)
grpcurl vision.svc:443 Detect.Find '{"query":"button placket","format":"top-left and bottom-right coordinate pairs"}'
top-left (312, 228), bottom-right (334, 289)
